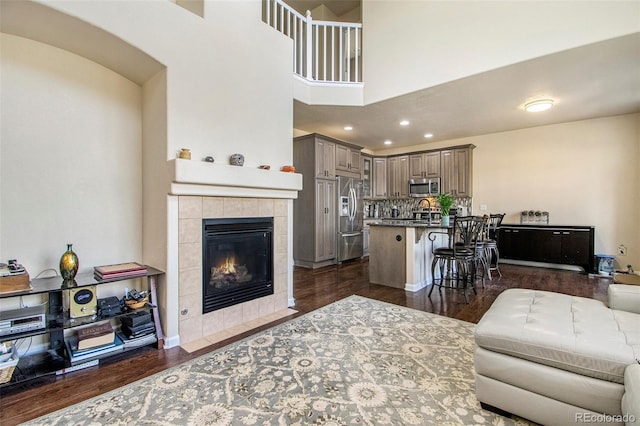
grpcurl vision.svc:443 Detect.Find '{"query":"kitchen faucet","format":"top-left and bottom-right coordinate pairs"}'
top-left (417, 198), bottom-right (432, 224)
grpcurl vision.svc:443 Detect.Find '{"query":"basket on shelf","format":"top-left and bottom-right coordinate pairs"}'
top-left (0, 345), bottom-right (19, 384)
top-left (124, 296), bottom-right (148, 310)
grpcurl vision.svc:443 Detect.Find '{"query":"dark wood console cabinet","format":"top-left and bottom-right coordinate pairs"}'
top-left (498, 225), bottom-right (595, 273)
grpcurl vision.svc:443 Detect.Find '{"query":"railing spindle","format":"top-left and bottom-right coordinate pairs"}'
top-left (346, 27), bottom-right (351, 82)
top-left (266, 0), bottom-right (271, 27)
top-left (306, 11), bottom-right (313, 80)
top-left (355, 27), bottom-right (359, 83)
top-left (272, 0), bottom-right (277, 30)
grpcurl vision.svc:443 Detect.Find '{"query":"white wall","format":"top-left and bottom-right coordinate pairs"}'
top-left (43, 0), bottom-right (294, 167)
top-left (0, 34), bottom-right (142, 278)
top-left (1, 0), bottom-right (295, 344)
top-left (362, 1), bottom-right (640, 104)
top-left (473, 114), bottom-right (639, 270)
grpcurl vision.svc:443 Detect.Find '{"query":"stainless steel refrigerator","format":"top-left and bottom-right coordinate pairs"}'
top-left (336, 176), bottom-right (364, 262)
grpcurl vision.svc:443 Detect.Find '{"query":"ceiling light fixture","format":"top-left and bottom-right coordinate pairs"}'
top-left (384, 140), bottom-right (392, 145)
top-left (344, 126), bottom-right (353, 131)
top-left (524, 99), bottom-right (554, 112)
top-left (424, 133), bottom-right (433, 138)
top-left (400, 120), bottom-right (410, 126)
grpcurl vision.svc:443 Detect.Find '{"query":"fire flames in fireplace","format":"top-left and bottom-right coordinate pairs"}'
top-left (210, 256), bottom-right (253, 288)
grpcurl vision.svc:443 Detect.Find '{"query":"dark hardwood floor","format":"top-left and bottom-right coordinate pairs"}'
top-left (0, 260), bottom-right (610, 425)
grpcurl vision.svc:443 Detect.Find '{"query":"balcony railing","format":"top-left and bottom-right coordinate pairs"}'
top-left (263, 0), bottom-right (362, 84)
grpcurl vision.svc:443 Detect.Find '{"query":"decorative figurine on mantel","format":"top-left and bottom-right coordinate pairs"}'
top-left (204, 156), bottom-right (215, 163)
top-left (230, 153), bottom-right (244, 166)
top-left (178, 148), bottom-right (191, 160)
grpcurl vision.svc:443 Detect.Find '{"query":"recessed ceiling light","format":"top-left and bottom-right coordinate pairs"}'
top-left (400, 120), bottom-right (410, 126)
top-left (424, 133), bottom-right (434, 138)
top-left (524, 99), bottom-right (554, 112)
top-left (384, 140), bottom-right (392, 145)
top-left (344, 126), bottom-right (353, 131)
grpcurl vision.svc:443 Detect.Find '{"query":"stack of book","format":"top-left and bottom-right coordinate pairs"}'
top-left (94, 262), bottom-right (147, 281)
top-left (116, 311), bottom-right (156, 349)
top-left (66, 322), bottom-right (123, 364)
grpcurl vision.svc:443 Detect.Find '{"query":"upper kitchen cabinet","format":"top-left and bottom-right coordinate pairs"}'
top-left (409, 152), bottom-right (441, 179)
top-left (336, 144), bottom-right (362, 178)
top-left (295, 133), bottom-right (363, 180)
top-left (314, 137), bottom-right (336, 179)
top-left (362, 155), bottom-right (372, 198)
top-left (372, 157), bottom-right (388, 198)
top-left (440, 145), bottom-right (474, 197)
top-left (387, 155), bottom-right (409, 198)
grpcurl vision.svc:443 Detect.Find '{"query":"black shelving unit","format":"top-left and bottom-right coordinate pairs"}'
top-left (0, 266), bottom-right (164, 388)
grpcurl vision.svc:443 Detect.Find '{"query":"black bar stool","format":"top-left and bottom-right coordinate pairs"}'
top-left (428, 215), bottom-right (484, 303)
top-left (483, 213), bottom-right (505, 279)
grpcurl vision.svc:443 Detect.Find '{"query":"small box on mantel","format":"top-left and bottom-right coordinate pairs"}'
top-left (0, 271), bottom-right (31, 294)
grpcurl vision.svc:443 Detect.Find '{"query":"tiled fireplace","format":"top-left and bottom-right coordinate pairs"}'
top-left (176, 196), bottom-right (291, 347)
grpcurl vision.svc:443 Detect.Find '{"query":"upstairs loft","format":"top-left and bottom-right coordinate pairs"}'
top-left (263, 0), bottom-right (365, 107)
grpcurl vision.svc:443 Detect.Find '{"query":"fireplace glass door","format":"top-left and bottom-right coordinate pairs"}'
top-left (202, 217), bottom-right (274, 313)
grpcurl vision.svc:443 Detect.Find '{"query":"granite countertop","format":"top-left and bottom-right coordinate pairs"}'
top-left (368, 219), bottom-right (451, 228)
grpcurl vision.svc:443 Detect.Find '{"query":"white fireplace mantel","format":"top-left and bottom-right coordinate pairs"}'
top-left (169, 159), bottom-right (303, 199)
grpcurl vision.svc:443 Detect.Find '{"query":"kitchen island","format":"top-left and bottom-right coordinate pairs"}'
top-left (368, 220), bottom-right (450, 291)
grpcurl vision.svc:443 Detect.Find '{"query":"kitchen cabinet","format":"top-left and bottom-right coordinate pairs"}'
top-left (314, 179), bottom-right (336, 261)
top-left (336, 144), bottom-right (361, 177)
top-left (292, 173), bottom-right (336, 268)
top-left (498, 225), bottom-right (594, 273)
top-left (440, 146), bottom-right (473, 197)
top-left (314, 137), bottom-right (336, 179)
top-left (409, 152), bottom-right (441, 179)
top-left (362, 225), bottom-right (370, 257)
top-left (362, 155), bottom-right (372, 198)
top-left (369, 225), bottom-right (406, 288)
top-left (372, 157), bottom-right (388, 198)
top-left (294, 134), bottom-right (347, 268)
top-left (387, 155), bottom-right (409, 198)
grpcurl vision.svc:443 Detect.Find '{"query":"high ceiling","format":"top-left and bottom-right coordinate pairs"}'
top-left (285, 0), bottom-right (361, 17)
top-left (293, 33), bottom-right (640, 151)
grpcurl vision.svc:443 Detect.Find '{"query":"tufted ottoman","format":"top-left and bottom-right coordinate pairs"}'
top-left (474, 288), bottom-right (640, 426)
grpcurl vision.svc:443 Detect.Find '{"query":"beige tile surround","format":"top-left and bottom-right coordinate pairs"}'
top-left (177, 196), bottom-right (290, 348)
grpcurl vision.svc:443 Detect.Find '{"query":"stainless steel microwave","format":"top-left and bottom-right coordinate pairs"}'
top-left (409, 178), bottom-right (441, 197)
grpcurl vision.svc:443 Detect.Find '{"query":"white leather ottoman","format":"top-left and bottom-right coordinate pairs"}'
top-left (474, 288), bottom-right (640, 425)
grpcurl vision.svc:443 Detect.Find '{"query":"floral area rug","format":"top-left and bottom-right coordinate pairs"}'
top-left (26, 296), bottom-right (530, 425)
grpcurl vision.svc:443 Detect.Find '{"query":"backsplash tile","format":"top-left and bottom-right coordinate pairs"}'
top-left (364, 196), bottom-right (472, 219)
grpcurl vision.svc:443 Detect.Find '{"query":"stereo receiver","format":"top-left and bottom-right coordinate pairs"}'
top-left (0, 305), bottom-right (46, 337)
